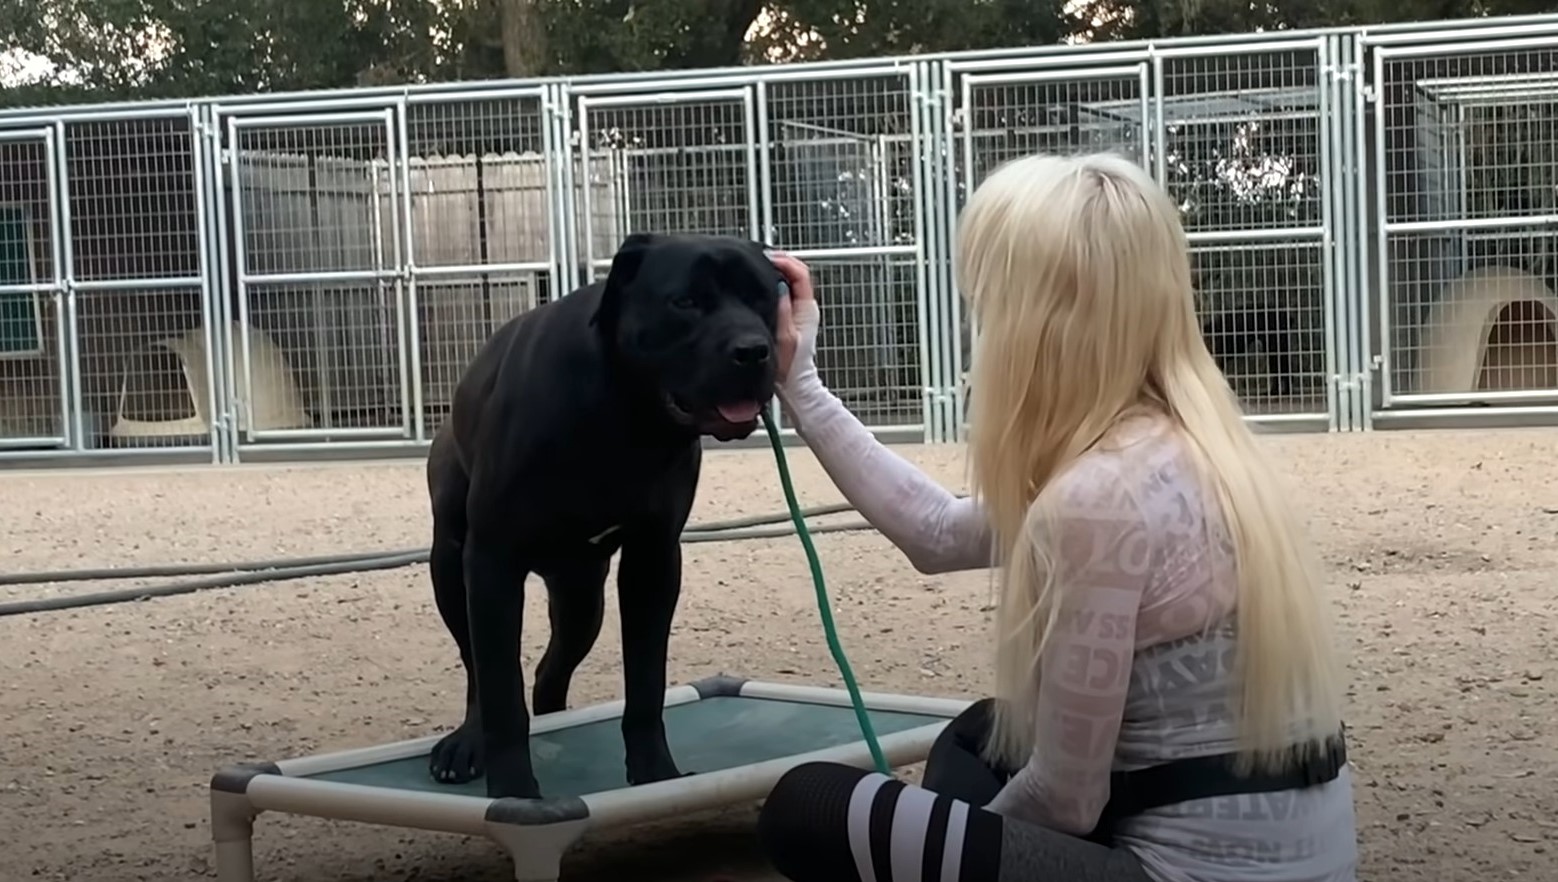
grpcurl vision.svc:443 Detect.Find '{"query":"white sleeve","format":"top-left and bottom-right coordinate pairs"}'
top-left (776, 372), bottom-right (995, 575)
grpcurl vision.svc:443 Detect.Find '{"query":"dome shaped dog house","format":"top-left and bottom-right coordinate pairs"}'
top-left (108, 322), bottom-right (312, 443)
top-left (1416, 267), bottom-right (1558, 395)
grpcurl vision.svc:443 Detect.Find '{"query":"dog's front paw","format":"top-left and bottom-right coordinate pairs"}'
top-left (429, 722), bottom-right (484, 785)
top-left (485, 747), bottom-right (543, 800)
top-left (626, 754), bottom-right (686, 787)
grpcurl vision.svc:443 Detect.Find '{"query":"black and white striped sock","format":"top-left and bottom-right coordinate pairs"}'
top-left (760, 762), bottom-right (1004, 882)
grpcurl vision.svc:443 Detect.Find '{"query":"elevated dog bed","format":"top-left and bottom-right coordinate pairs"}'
top-left (209, 677), bottom-right (968, 882)
top-left (1416, 267), bottom-right (1558, 394)
top-left (108, 323), bottom-right (312, 443)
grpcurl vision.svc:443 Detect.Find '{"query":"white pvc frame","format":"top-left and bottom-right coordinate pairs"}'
top-left (210, 678), bottom-right (970, 882)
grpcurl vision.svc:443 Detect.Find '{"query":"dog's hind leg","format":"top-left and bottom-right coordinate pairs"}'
top-left (532, 558), bottom-right (610, 715)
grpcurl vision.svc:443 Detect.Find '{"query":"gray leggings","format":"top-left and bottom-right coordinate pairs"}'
top-left (756, 700), bottom-right (1153, 882)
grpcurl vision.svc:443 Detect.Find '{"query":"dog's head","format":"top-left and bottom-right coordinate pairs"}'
top-left (592, 232), bottom-right (785, 442)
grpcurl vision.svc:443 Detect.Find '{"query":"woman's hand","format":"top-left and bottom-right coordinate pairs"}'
top-left (768, 250), bottom-right (820, 386)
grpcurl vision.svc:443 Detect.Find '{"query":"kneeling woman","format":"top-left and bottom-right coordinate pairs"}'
top-left (758, 152), bottom-right (1357, 882)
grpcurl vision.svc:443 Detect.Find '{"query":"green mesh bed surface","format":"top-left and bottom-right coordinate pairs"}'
top-left (305, 695), bottom-right (946, 797)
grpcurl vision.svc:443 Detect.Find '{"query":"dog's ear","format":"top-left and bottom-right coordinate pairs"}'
top-left (739, 238), bottom-right (782, 287)
top-left (609, 233), bottom-right (659, 285)
top-left (591, 233), bottom-right (659, 331)
top-left (603, 233), bottom-right (658, 294)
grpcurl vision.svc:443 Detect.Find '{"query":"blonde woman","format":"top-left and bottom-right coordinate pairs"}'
top-left (755, 152), bottom-right (1357, 882)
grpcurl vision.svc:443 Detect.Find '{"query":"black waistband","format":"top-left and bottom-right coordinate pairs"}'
top-left (1094, 728), bottom-right (1348, 831)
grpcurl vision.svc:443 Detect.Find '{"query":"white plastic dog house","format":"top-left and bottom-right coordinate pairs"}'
top-left (109, 323), bottom-right (312, 442)
top-left (1416, 267), bottom-right (1558, 394)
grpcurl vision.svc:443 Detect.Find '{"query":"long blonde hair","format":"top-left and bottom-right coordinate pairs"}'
top-left (957, 152), bottom-right (1345, 775)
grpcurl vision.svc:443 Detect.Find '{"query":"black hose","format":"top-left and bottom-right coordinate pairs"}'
top-left (683, 520), bottom-right (873, 543)
top-left (0, 547), bottom-right (430, 587)
top-left (683, 501), bottom-right (856, 532)
top-left (0, 514), bottom-right (880, 619)
top-left (0, 503), bottom-right (865, 590)
top-left (0, 551), bottom-right (429, 617)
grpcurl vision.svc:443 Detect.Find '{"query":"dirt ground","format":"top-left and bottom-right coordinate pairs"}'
top-left (1, 428), bottom-right (1556, 881)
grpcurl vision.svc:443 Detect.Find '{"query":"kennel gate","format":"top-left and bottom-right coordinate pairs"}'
top-left (944, 41), bottom-right (1340, 437)
top-left (0, 127), bottom-right (72, 451)
top-left (948, 57), bottom-right (1154, 440)
top-left (754, 67), bottom-right (934, 438)
top-left (1365, 32), bottom-right (1558, 416)
top-left (220, 106), bottom-right (414, 448)
top-left (564, 70), bottom-right (936, 441)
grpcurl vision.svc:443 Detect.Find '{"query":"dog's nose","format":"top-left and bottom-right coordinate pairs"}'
top-left (730, 338), bottom-right (771, 367)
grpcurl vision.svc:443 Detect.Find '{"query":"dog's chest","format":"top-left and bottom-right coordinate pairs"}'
top-left (519, 510), bottom-right (633, 565)
top-left (518, 448), bottom-right (697, 560)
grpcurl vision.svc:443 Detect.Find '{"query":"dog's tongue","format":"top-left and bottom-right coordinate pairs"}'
top-left (717, 401), bottom-right (762, 424)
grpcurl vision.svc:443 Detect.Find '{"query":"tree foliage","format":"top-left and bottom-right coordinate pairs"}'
top-left (5, 0), bottom-right (1555, 108)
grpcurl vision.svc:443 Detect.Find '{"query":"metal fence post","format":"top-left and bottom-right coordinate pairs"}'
top-left (51, 120), bottom-right (84, 451)
top-left (206, 102), bottom-right (241, 463)
top-left (1318, 36), bottom-right (1344, 432)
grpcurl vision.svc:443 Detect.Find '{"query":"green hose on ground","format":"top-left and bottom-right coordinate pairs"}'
top-left (760, 409), bottom-right (890, 776)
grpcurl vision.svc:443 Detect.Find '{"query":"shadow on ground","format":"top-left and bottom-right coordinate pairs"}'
top-left (261, 807), bottom-right (778, 882)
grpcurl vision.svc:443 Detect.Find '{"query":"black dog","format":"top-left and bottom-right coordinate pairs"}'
top-left (1201, 308), bottom-right (1296, 398)
top-left (425, 232), bottom-right (785, 799)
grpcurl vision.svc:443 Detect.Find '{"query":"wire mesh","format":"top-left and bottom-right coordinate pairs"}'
top-left (1380, 51), bottom-right (1558, 227)
top-left (405, 95), bottom-right (553, 436)
top-left (765, 74), bottom-right (917, 250)
top-left (777, 256), bottom-right (923, 428)
top-left (77, 288), bottom-right (209, 447)
top-left (62, 116), bottom-right (209, 449)
top-left (1377, 48), bottom-right (1558, 401)
top-left (416, 272), bottom-right (542, 437)
top-left (231, 119), bottom-right (393, 277)
top-left (576, 96), bottom-right (753, 271)
top-left (1159, 49), bottom-right (1324, 232)
top-left (240, 281), bottom-right (403, 434)
top-left (957, 72), bottom-right (1146, 188)
top-left (951, 69), bottom-right (1149, 417)
top-left (1193, 241), bottom-right (1328, 414)
top-left (66, 116), bottom-right (203, 282)
top-left (404, 96), bottom-right (551, 268)
top-left (1383, 229), bottom-right (1558, 397)
top-left (0, 135), bottom-right (65, 445)
top-left (765, 73), bottom-right (924, 430)
top-left (1161, 50), bottom-right (1327, 415)
top-left (226, 117), bottom-right (407, 439)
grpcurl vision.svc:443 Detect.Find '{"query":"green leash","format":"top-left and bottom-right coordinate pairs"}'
top-left (760, 409), bottom-right (891, 775)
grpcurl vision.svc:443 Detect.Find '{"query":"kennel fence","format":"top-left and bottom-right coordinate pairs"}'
top-left (4, 15), bottom-right (1558, 465)
top-left (1366, 32), bottom-right (1558, 424)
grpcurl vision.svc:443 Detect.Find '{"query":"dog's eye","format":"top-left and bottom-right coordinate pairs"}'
top-left (671, 294), bottom-right (698, 310)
